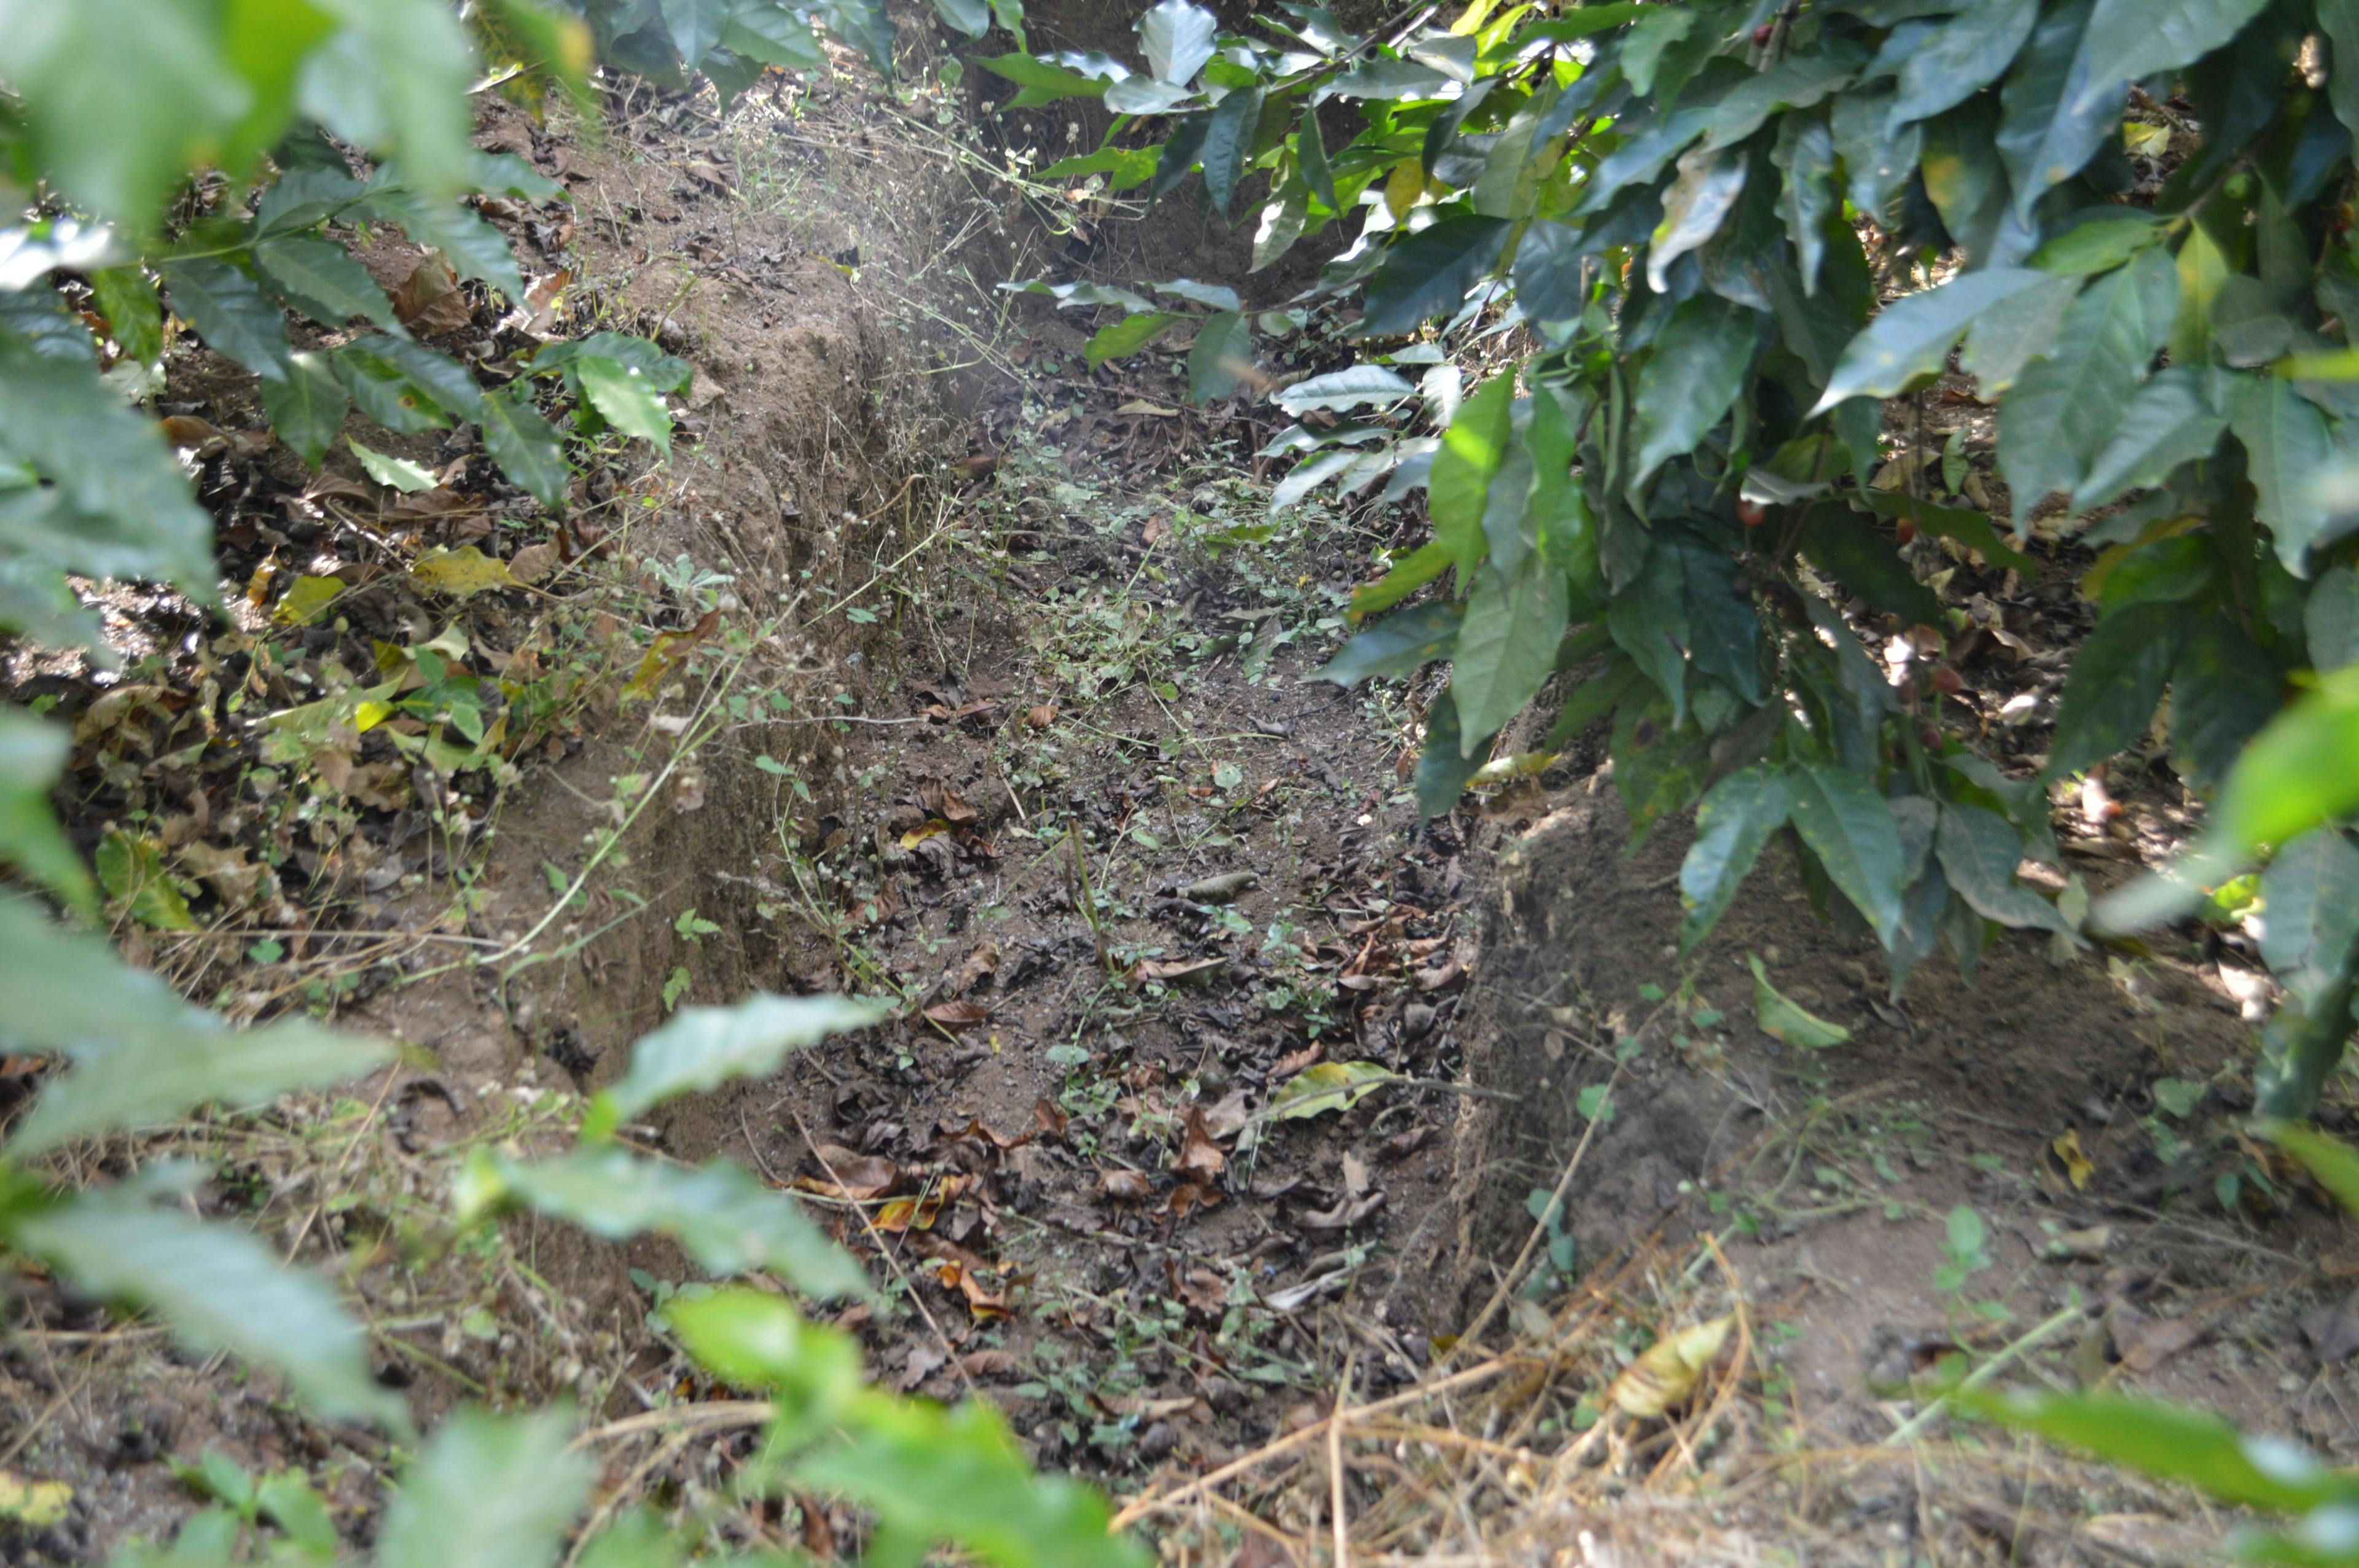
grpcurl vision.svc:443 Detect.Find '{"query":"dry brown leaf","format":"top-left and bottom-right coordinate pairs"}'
top-left (1025, 704), bottom-right (1057, 730)
top-left (949, 940), bottom-right (1000, 994)
top-left (1097, 1169), bottom-right (1153, 1203)
top-left (1175, 1106), bottom-right (1224, 1184)
top-left (959, 1349), bottom-right (1020, 1378)
top-left (921, 999), bottom-right (987, 1031)
top-left (1299, 1190), bottom-right (1384, 1233)
top-left (507, 542), bottom-right (560, 585)
top-left (395, 257), bottom-right (472, 334)
top-left (919, 779), bottom-right (979, 825)
top-left (1131, 955), bottom-right (1227, 986)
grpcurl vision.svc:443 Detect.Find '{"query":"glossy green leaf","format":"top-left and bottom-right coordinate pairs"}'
top-left (0, 717), bottom-right (94, 918)
top-left (254, 166), bottom-right (368, 237)
top-left (1888, 0), bottom-right (2038, 130)
top-left (1998, 250), bottom-right (2176, 526)
top-left (1415, 689), bottom-right (1487, 819)
top-left (1428, 372), bottom-right (1514, 583)
top-left (1360, 216), bottom-right (1511, 339)
top-left (1606, 532), bottom-right (1690, 727)
top-left (1858, 493), bottom-right (2035, 574)
top-left (1813, 268), bottom-right (2049, 412)
top-left (1678, 531), bottom-right (1763, 704)
top-left (578, 356), bottom-right (675, 452)
top-left (2073, 367), bottom-right (2224, 511)
top-left (1188, 310), bottom-right (1253, 402)
top-left (1681, 766), bottom-right (1793, 952)
top-left (1957, 273), bottom-right (2077, 398)
top-left (298, 0), bottom-right (477, 198)
top-left (260, 351), bottom-right (351, 469)
top-left (163, 259), bottom-right (294, 381)
top-left (2257, 827), bottom-right (2359, 1006)
top-left (1454, 552), bottom-right (1570, 747)
top-left (90, 267), bottom-right (163, 365)
top-left (2029, 210), bottom-right (2162, 276)
top-left (2308, 565), bottom-right (2359, 671)
top-left (971, 53), bottom-right (1111, 105)
top-left (1316, 601), bottom-right (1461, 684)
top-left (1084, 310), bottom-right (1184, 369)
top-left (1796, 505), bottom-right (1942, 625)
top-left (587, 993), bottom-right (884, 1139)
top-left (2232, 375), bottom-right (2339, 573)
top-left (1958, 1387), bottom-right (2359, 1516)
top-left (1297, 111), bottom-right (1338, 212)
top-left (2068, 0), bottom-right (2273, 120)
top-left (0, 287), bottom-right (96, 364)
top-left (934, 0), bottom-right (989, 37)
top-left (1349, 539), bottom-right (1452, 620)
top-left (2173, 617), bottom-right (2280, 791)
top-left (2046, 599), bottom-right (2188, 778)
top-left (2323, 0), bottom-right (2359, 145)
top-left (377, 1409), bottom-right (589, 1568)
top-left (479, 383), bottom-right (569, 507)
top-left (1646, 147), bottom-right (1747, 294)
top-left (724, 5), bottom-right (826, 70)
top-left (350, 439), bottom-right (437, 493)
top-left (334, 343), bottom-right (452, 433)
top-left (1789, 761), bottom-right (1906, 943)
top-left (7, 1188), bottom-right (406, 1430)
top-left (1774, 112), bottom-right (1836, 295)
top-left (359, 185), bottom-right (526, 302)
top-left (254, 234), bottom-right (394, 328)
top-left (491, 1148), bottom-right (871, 1299)
top-left (1935, 802), bottom-right (2076, 935)
top-left (530, 332), bottom-right (693, 394)
top-left (1140, 0), bottom-right (1216, 85)
top-left (1275, 364), bottom-right (1417, 415)
top-left (1200, 85), bottom-right (1260, 217)
top-left (1250, 182), bottom-right (1309, 272)
top-left (1631, 295), bottom-right (1754, 488)
top-left (1996, 0), bottom-right (2113, 217)
top-left (2269, 1121), bottom-right (2359, 1221)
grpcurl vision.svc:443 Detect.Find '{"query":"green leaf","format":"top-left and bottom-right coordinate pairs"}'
top-left (0, 287), bottom-right (95, 364)
top-left (1646, 147), bottom-right (1747, 295)
top-left (350, 439), bottom-right (438, 493)
top-left (1681, 766), bottom-right (1793, 953)
top-left (2231, 376), bottom-right (2339, 574)
top-left (1200, 85), bottom-right (1260, 217)
top-left (2308, 565), bottom-right (2359, 671)
top-left (0, 714), bottom-right (96, 919)
top-left (1140, 0), bottom-right (1217, 84)
top-left (256, 1473), bottom-right (338, 1561)
top-left (1935, 803), bottom-right (2076, 936)
top-left (577, 356), bottom-right (675, 453)
top-left (1997, 250), bottom-right (2177, 526)
top-left (1887, 0), bottom-right (2038, 130)
top-left (1274, 365), bottom-right (1415, 415)
top-left (1773, 112), bottom-right (1837, 295)
top-left (1316, 601), bottom-right (1461, 684)
top-left (2072, 367), bottom-right (2224, 512)
top-left (358, 185), bottom-right (527, 303)
top-left (530, 332), bottom-right (693, 394)
top-left (1811, 268), bottom-right (2050, 412)
top-left (466, 150), bottom-right (565, 205)
top-left (1454, 553), bottom-right (1570, 747)
top-left (1788, 762), bottom-right (1906, 943)
top-left (1187, 311), bottom-right (1253, 402)
top-left (1349, 539), bottom-right (1452, 619)
top-left (1297, 113), bottom-right (1339, 213)
top-left (2323, 0), bottom-right (2359, 144)
top-left (1796, 504), bottom-right (1942, 625)
top-left (2029, 210), bottom-right (2162, 276)
top-left (2257, 827), bottom-right (2359, 1007)
top-left (816, 0), bottom-right (895, 76)
top-left (1620, 7), bottom-right (1696, 96)
top-left (1267, 1059), bottom-right (1396, 1120)
top-left (93, 830), bottom-right (194, 931)
top-left (163, 259), bottom-right (294, 381)
top-left (2068, 0), bottom-right (2274, 121)
top-left (1857, 493), bottom-right (2036, 574)
top-left (724, 4), bottom-right (826, 70)
top-left (1428, 372), bottom-right (1514, 584)
top-left (481, 383), bottom-right (570, 507)
top-left (934, 0), bottom-right (990, 37)
top-left (1955, 274), bottom-right (2078, 399)
top-left (1747, 953), bottom-right (1852, 1048)
top-left (258, 351), bottom-right (350, 469)
top-left (254, 235), bottom-right (394, 328)
top-left (0, 0), bottom-right (248, 231)
top-left (1957, 1387), bottom-right (2359, 1516)
top-left (7, 1188), bottom-right (405, 1430)
top-left (254, 167), bottom-right (368, 237)
top-left (1606, 534), bottom-right (1691, 727)
top-left (491, 1148), bottom-right (870, 1298)
top-left (971, 53), bottom-right (1112, 106)
top-left (1415, 688), bottom-right (1487, 819)
top-left (1997, 0), bottom-right (2118, 217)
top-left (1631, 295), bottom-right (1755, 489)
top-left (2172, 617), bottom-right (2279, 791)
top-left (90, 267), bottom-right (163, 365)
top-left (333, 344), bottom-right (452, 434)
top-left (376, 1410), bottom-right (589, 1568)
top-left (2046, 599), bottom-right (2188, 778)
top-left (1250, 182), bottom-right (1309, 273)
top-left (586, 993), bottom-right (884, 1139)
top-left (298, 0), bottom-right (477, 200)
top-left (1359, 216), bottom-right (1511, 340)
top-left (1084, 311), bottom-right (1184, 370)
top-left (2268, 1121), bottom-right (2359, 1221)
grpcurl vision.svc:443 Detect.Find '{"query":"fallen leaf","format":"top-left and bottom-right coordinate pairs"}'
top-left (1025, 704), bottom-right (1057, 730)
top-left (410, 545), bottom-right (517, 598)
top-left (2118, 1315), bottom-right (2200, 1374)
top-left (919, 779), bottom-right (978, 825)
top-left (1116, 400), bottom-right (1178, 417)
top-left (0, 1472), bottom-right (71, 1527)
top-left (273, 574), bottom-right (346, 626)
top-left (394, 255), bottom-right (472, 335)
top-left (1608, 1317), bottom-right (1733, 1419)
top-left (900, 820), bottom-right (950, 850)
top-left (1200, 1089), bottom-right (1253, 1141)
top-left (507, 542), bottom-right (560, 585)
top-left (1180, 870), bottom-right (1259, 903)
top-left (1175, 1106), bottom-right (1224, 1184)
top-left (351, 439), bottom-right (439, 494)
top-left (1748, 954), bottom-right (1851, 1049)
top-left (1097, 1169), bottom-right (1153, 1203)
top-left (1132, 955), bottom-right (1227, 987)
top-left (2051, 1128), bottom-right (2095, 1191)
top-left (1300, 1190), bottom-right (1384, 1232)
top-left (620, 609), bottom-right (721, 701)
top-left (922, 999), bottom-right (987, 1031)
top-left (1267, 1060), bottom-right (1395, 1121)
top-left (1342, 1150), bottom-right (1369, 1197)
top-left (1377, 1125), bottom-right (1435, 1161)
top-left (959, 1349), bottom-right (1019, 1378)
top-left (949, 940), bottom-right (1000, 994)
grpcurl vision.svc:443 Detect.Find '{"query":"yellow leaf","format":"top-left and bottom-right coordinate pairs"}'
top-left (1608, 1316), bottom-right (1732, 1419)
top-left (0, 1472), bottom-right (72, 1527)
top-left (273, 574), bottom-right (346, 626)
top-left (2052, 1128), bottom-right (2094, 1190)
top-left (1268, 1059), bottom-right (1396, 1120)
top-left (353, 700), bottom-right (394, 733)
top-left (1748, 953), bottom-right (1851, 1049)
top-left (1384, 159), bottom-right (1428, 222)
top-left (410, 545), bottom-right (518, 598)
top-left (899, 820), bottom-right (950, 850)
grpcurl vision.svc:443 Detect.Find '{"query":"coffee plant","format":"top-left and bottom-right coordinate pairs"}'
top-left (0, 1), bottom-right (1124, 1564)
top-left (990, 0), bottom-right (2359, 1115)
